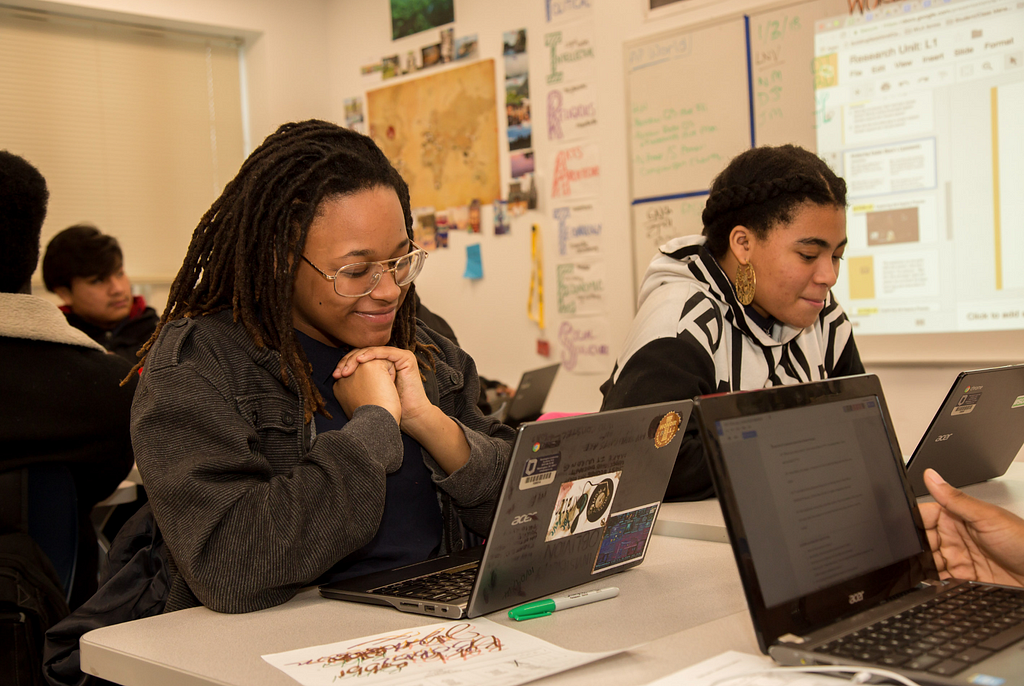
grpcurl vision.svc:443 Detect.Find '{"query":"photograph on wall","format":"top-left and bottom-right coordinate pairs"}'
top-left (508, 175), bottom-right (533, 216)
top-left (504, 29), bottom-right (531, 152)
top-left (455, 34), bottom-right (479, 61)
top-left (493, 199), bottom-right (510, 235)
top-left (343, 97), bottom-right (365, 134)
top-left (390, 0), bottom-right (454, 41)
top-left (413, 207), bottom-right (437, 251)
top-left (545, 471), bottom-right (621, 542)
top-left (511, 150), bottom-right (535, 179)
top-left (440, 27), bottom-right (454, 62)
top-left (382, 55), bottom-right (400, 79)
top-left (421, 43), bottom-right (442, 68)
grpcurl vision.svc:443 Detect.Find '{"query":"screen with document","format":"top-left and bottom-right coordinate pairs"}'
top-left (714, 396), bottom-right (922, 608)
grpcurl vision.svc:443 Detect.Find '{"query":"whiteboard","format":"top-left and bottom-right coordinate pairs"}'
top-left (626, 0), bottom-right (849, 289)
top-left (625, 18), bottom-right (752, 202)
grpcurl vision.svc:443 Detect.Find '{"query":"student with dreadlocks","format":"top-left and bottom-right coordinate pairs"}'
top-left (600, 144), bottom-right (864, 502)
top-left (125, 120), bottom-right (516, 614)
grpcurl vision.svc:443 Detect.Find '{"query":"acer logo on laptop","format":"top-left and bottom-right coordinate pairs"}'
top-left (511, 512), bottom-right (538, 526)
top-left (935, 433), bottom-right (952, 442)
top-left (849, 591), bottom-right (865, 604)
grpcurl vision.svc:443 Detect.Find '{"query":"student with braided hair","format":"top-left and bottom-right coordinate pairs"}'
top-left (123, 120), bottom-right (515, 614)
top-left (601, 145), bottom-right (864, 501)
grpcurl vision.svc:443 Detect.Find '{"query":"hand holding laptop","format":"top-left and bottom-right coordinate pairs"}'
top-left (920, 468), bottom-right (1024, 588)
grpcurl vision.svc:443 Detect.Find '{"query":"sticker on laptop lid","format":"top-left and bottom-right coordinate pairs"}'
top-left (968, 674), bottom-right (1005, 686)
top-left (592, 501), bottom-right (660, 573)
top-left (545, 471), bottom-right (620, 542)
top-left (952, 391), bottom-right (983, 416)
top-left (519, 452), bottom-right (561, 490)
top-left (1012, 395), bottom-right (1024, 409)
top-left (651, 410), bottom-right (682, 448)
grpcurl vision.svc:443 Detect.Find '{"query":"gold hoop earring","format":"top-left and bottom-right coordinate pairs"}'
top-left (735, 262), bottom-right (755, 306)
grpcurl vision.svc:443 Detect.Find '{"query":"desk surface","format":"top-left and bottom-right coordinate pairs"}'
top-left (81, 535), bottom-right (752, 686)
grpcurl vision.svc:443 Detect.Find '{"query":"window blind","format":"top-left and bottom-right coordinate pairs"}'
top-left (0, 6), bottom-right (246, 282)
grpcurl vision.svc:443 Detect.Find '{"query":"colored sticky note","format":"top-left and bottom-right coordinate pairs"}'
top-left (464, 243), bottom-right (483, 280)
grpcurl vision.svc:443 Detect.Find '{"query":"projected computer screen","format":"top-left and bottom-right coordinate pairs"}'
top-left (814, 0), bottom-right (1023, 336)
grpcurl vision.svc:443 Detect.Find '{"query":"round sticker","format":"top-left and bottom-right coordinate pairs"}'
top-left (654, 411), bottom-right (682, 448)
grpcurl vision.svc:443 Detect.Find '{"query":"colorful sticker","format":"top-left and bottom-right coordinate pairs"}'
top-left (1012, 395), bottom-right (1024, 409)
top-left (545, 471), bottom-right (620, 542)
top-left (519, 453), bottom-right (561, 490)
top-left (653, 411), bottom-right (682, 448)
top-left (592, 502), bottom-right (660, 573)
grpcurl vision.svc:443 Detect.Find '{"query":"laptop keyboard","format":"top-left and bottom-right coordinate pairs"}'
top-left (813, 584), bottom-right (1024, 676)
top-left (369, 563), bottom-right (479, 603)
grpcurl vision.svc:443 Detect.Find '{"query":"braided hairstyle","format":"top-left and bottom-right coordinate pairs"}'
top-left (131, 120), bottom-right (426, 422)
top-left (701, 145), bottom-right (847, 259)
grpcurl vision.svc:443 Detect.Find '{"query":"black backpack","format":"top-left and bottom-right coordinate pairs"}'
top-left (1, 469), bottom-right (72, 686)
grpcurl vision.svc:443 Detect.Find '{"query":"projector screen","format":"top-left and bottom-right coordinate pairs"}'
top-left (813, 0), bottom-right (1023, 358)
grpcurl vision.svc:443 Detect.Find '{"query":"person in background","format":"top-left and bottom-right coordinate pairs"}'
top-left (42, 224), bottom-right (158, 364)
top-left (600, 144), bottom-right (864, 501)
top-left (0, 151), bottom-right (135, 609)
top-left (920, 468), bottom-right (1024, 588)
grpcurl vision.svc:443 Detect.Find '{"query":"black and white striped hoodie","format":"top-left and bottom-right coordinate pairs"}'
top-left (600, 234), bottom-right (863, 501)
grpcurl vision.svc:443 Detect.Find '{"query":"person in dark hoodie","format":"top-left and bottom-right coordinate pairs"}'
top-left (42, 224), bottom-right (158, 364)
top-left (601, 145), bottom-right (864, 502)
top-left (0, 151), bottom-right (135, 610)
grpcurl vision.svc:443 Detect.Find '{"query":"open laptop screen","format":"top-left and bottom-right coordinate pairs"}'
top-left (714, 395), bottom-right (922, 608)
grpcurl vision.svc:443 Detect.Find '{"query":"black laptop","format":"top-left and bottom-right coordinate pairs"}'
top-left (695, 375), bottom-right (1024, 686)
top-left (492, 363), bottom-right (560, 426)
top-left (320, 399), bottom-right (692, 618)
top-left (905, 364), bottom-right (1024, 497)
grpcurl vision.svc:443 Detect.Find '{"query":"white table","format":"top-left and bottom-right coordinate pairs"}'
top-left (81, 534), bottom-right (752, 686)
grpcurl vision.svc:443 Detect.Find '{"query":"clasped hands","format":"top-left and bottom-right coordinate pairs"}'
top-left (331, 346), bottom-right (471, 475)
top-left (331, 346), bottom-right (427, 428)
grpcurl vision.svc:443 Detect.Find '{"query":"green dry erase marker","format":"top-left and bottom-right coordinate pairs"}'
top-left (507, 586), bottom-right (619, 621)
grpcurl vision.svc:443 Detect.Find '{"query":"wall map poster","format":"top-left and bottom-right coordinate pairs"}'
top-left (367, 59), bottom-right (501, 209)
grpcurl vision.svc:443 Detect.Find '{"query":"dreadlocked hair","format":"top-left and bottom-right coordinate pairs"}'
top-left (127, 119), bottom-right (432, 423)
top-left (701, 144), bottom-right (847, 259)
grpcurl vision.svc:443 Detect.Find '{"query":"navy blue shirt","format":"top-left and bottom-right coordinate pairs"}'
top-left (295, 331), bottom-right (443, 584)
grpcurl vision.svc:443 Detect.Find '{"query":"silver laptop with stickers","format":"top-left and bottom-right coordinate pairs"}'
top-left (319, 400), bottom-right (691, 618)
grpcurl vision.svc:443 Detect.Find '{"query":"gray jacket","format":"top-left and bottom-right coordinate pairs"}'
top-left (132, 310), bottom-right (514, 613)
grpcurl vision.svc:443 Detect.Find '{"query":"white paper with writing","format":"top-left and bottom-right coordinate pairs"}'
top-left (262, 617), bottom-right (618, 686)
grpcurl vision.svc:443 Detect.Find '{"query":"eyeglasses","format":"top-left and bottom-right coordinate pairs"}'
top-left (301, 244), bottom-right (428, 298)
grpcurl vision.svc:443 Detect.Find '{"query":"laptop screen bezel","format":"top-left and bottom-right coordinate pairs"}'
top-left (696, 374), bottom-right (938, 654)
